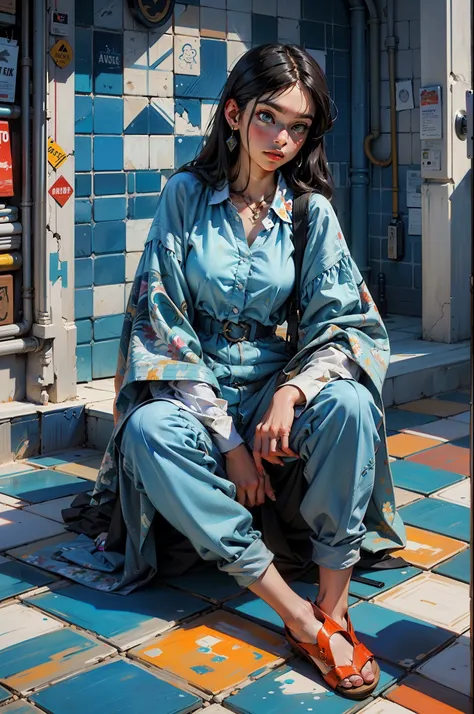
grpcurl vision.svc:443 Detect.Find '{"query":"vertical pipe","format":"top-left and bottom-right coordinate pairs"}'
top-left (20, 0), bottom-right (33, 329)
top-left (349, 1), bottom-right (370, 280)
top-left (32, 0), bottom-right (49, 326)
top-left (386, 0), bottom-right (399, 218)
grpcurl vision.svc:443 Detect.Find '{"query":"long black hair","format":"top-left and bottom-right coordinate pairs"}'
top-left (179, 44), bottom-right (334, 199)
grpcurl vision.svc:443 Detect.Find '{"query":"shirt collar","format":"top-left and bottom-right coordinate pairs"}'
top-left (209, 172), bottom-right (293, 223)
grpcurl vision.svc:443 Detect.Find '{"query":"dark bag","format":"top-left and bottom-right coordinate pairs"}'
top-left (286, 191), bottom-right (311, 353)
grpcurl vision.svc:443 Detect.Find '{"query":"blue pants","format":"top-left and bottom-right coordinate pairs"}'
top-left (120, 380), bottom-right (381, 588)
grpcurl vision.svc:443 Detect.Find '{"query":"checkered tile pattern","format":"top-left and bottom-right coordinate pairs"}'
top-left (0, 389), bottom-right (470, 713)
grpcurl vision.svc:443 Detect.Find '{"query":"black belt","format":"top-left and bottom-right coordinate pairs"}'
top-left (195, 313), bottom-right (276, 343)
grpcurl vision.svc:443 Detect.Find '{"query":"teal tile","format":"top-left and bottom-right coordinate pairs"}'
top-left (224, 582), bottom-right (358, 634)
top-left (349, 566), bottom-right (421, 600)
top-left (76, 345), bottom-right (92, 382)
top-left (31, 659), bottom-right (201, 714)
top-left (437, 391), bottom-right (470, 404)
top-left (92, 339), bottom-right (120, 379)
top-left (167, 567), bottom-right (243, 603)
top-left (385, 409), bottom-right (438, 432)
top-left (0, 557), bottom-right (57, 601)
top-left (27, 450), bottom-right (98, 468)
top-left (390, 461), bottom-right (465, 495)
top-left (0, 469), bottom-right (90, 504)
top-left (434, 548), bottom-right (470, 584)
top-left (0, 627), bottom-right (114, 694)
top-left (0, 702), bottom-right (39, 713)
top-left (0, 684), bottom-right (11, 703)
top-left (348, 602), bottom-right (454, 669)
top-left (399, 498), bottom-right (470, 542)
top-left (26, 583), bottom-right (209, 649)
top-left (11, 415), bottom-right (40, 460)
top-left (224, 659), bottom-right (403, 714)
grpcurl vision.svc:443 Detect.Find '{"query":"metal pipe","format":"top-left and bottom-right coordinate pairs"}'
top-left (348, 0), bottom-right (370, 281)
top-left (0, 336), bottom-right (40, 356)
top-left (0, 0), bottom-right (34, 342)
top-left (32, 0), bottom-right (49, 326)
top-left (0, 252), bottom-right (22, 272)
top-left (0, 105), bottom-right (20, 119)
top-left (363, 0), bottom-right (391, 167)
top-left (386, 0), bottom-right (400, 217)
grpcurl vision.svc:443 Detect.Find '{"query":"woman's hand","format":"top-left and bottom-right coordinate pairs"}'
top-left (225, 444), bottom-right (276, 507)
top-left (252, 385), bottom-right (303, 474)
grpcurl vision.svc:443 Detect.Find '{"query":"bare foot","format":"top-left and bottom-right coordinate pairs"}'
top-left (286, 601), bottom-right (374, 689)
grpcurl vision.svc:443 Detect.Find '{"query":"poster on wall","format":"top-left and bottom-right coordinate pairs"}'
top-left (420, 86), bottom-right (442, 140)
top-left (0, 121), bottom-right (13, 197)
top-left (0, 38), bottom-right (18, 103)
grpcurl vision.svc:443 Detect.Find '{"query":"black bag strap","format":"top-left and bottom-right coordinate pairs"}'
top-left (286, 192), bottom-right (311, 353)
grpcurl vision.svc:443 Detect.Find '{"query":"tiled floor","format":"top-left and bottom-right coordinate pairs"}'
top-left (0, 389), bottom-right (471, 712)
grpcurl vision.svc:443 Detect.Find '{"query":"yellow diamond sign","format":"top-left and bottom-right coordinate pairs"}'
top-left (47, 137), bottom-right (68, 170)
top-left (50, 39), bottom-right (73, 69)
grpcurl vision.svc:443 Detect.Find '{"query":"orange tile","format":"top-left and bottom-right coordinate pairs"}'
top-left (407, 444), bottom-right (470, 477)
top-left (131, 610), bottom-right (289, 695)
top-left (391, 525), bottom-right (467, 568)
top-left (398, 399), bottom-right (468, 418)
top-left (386, 674), bottom-right (471, 714)
top-left (387, 433), bottom-right (442, 458)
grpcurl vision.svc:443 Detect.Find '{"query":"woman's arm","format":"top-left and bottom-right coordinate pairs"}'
top-left (276, 346), bottom-right (361, 406)
top-left (170, 380), bottom-right (244, 453)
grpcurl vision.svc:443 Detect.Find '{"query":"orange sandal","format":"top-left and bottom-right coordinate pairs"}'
top-left (285, 601), bottom-right (380, 700)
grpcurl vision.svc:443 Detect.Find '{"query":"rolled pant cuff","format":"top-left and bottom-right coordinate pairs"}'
top-left (218, 537), bottom-right (274, 588)
top-left (312, 539), bottom-right (362, 570)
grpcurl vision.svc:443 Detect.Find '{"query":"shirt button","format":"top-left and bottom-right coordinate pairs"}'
top-left (232, 307), bottom-right (239, 314)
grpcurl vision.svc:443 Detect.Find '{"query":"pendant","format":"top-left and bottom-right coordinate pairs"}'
top-left (226, 133), bottom-right (238, 152)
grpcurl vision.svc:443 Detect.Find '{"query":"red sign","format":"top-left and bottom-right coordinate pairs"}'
top-left (0, 120), bottom-right (13, 197)
top-left (49, 175), bottom-right (73, 206)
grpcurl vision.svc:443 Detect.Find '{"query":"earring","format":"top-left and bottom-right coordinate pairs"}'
top-left (226, 125), bottom-right (238, 152)
top-left (296, 154), bottom-right (303, 169)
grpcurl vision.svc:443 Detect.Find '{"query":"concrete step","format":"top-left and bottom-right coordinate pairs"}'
top-left (0, 317), bottom-right (469, 461)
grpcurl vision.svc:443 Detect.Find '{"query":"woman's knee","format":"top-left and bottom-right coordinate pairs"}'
top-left (311, 380), bottom-right (382, 435)
top-left (121, 400), bottom-right (185, 460)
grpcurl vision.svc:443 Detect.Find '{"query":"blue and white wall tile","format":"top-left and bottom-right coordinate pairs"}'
top-left (73, 0), bottom-right (354, 381)
top-left (174, 36), bottom-right (201, 75)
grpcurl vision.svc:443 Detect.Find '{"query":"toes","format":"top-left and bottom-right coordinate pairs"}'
top-left (349, 675), bottom-right (364, 687)
top-left (341, 678), bottom-right (354, 689)
top-left (361, 663), bottom-right (375, 683)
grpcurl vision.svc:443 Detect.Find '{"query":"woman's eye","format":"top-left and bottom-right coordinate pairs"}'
top-left (257, 111), bottom-right (274, 124)
top-left (293, 124), bottom-right (309, 135)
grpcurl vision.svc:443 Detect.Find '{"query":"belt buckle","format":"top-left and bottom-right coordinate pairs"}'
top-left (222, 320), bottom-right (249, 343)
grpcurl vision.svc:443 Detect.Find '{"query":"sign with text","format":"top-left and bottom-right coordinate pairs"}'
top-left (50, 39), bottom-right (73, 69)
top-left (0, 39), bottom-right (18, 103)
top-left (49, 175), bottom-right (73, 207)
top-left (0, 121), bottom-right (13, 197)
top-left (47, 137), bottom-right (68, 169)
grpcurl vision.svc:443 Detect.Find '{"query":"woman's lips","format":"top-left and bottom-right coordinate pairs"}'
top-left (264, 151), bottom-right (285, 161)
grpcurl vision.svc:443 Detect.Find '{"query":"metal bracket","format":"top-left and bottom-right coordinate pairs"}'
top-left (466, 89), bottom-right (473, 159)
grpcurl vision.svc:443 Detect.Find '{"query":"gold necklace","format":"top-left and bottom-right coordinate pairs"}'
top-left (231, 189), bottom-right (275, 223)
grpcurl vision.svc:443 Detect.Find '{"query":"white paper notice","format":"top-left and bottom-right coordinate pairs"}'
top-left (0, 39), bottom-right (18, 104)
top-left (408, 208), bottom-right (422, 235)
top-left (420, 86), bottom-right (442, 139)
top-left (406, 170), bottom-right (422, 208)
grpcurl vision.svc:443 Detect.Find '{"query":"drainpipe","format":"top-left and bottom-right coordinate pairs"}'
top-left (0, 0), bottom-right (39, 351)
top-left (364, 0), bottom-right (391, 167)
top-left (32, 0), bottom-right (50, 335)
top-left (348, 0), bottom-right (370, 281)
top-left (0, 337), bottom-right (40, 356)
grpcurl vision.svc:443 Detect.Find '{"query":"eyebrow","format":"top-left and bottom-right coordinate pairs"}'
top-left (258, 100), bottom-right (314, 121)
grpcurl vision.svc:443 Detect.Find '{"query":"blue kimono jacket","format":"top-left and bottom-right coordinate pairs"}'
top-left (25, 171), bottom-right (405, 592)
